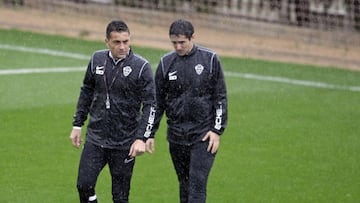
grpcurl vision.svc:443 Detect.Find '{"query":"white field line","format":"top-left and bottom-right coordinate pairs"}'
top-left (1, 67), bottom-right (359, 93)
top-left (0, 43), bottom-right (359, 92)
top-left (225, 72), bottom-right (360, 93)
top-left (0, 44), bottom-right (89, 60)
top-left (0, 67), bottom-right (85, 75)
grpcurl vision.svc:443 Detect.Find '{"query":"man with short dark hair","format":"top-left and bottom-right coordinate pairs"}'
top-left (70, 20), bottom-right (156, 203)
top-left (149, 19), bottom-right (228, 203)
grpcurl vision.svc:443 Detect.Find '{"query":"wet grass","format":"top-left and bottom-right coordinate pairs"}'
top-left (0, 28), bottom-right (359, 203)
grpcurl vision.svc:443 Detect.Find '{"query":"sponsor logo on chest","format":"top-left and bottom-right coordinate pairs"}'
top-left (168, 71), bottom-right (177, 80)
top-left (95, 66), bottom-right (104, 75)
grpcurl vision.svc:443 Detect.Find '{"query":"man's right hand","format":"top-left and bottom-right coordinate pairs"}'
top-left (70, 128), bottom-right (82, 148)
top-left (145, 138), bottom-right (155, 154)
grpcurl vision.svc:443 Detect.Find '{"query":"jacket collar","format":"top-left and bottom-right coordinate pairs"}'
top-left (108, 48), bottom-right (132, 65)
top-left (177, 44), bottom-right (197, 58)
top-left (186, 44), bottom-right (197, 57)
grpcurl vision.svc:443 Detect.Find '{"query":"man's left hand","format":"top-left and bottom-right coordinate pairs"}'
top-left (202, 131), bottom-right (220, 154)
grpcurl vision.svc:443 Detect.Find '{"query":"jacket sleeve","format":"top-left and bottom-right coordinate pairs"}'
top-left (151, 60), bottom-right (167, 138)
top-left (211, 54), bottom-right (228, 135)
top-left (72, 60), bottom-right (95, 127)
top-left (135, 62), bottom-right (156, 141)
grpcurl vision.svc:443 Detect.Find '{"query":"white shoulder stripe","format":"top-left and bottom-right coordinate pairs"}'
top-left (138, 62), bottom-right (148, 79)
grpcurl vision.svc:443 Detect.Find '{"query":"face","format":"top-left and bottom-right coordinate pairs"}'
top-left (105, 31), bottom-right (130, 59)
top-left (170, 34), bottom-right (194, 56)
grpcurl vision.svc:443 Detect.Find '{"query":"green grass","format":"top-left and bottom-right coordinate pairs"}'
top-left (0, 28), bottom-right (359, 203)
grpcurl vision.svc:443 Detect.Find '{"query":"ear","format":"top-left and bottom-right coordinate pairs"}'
top-left (104, 38), bottom-right (109, 47)
top-left (191, 33), bottom-right (195, 40)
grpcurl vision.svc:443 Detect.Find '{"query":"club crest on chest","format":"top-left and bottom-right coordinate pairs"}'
top-left (195, 64), bottom-right (204, 75)
top-left (123, 66), bottom-right (132, 77)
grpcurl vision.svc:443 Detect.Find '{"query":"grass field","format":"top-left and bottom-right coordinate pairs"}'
top-left (0, 28), bottom-right (359, 203)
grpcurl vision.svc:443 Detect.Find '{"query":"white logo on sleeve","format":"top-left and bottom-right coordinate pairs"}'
top-left (95, 66), bottom-right (104, 75)
top-left (214, 105), bottom-right (223, 130)
top-left (168, 71), bottom-right (177, 80)
top-left (195, 64), bottom-right (204, 75)
top-left (123, 66), bottom-right (132, 77)
top-left (144, 106), bottom-right (156, 138)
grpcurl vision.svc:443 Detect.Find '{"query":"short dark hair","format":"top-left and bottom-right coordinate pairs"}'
top-left (169, 19), bottom-right (194, 39)
top-left (106, 20), bottom-right (130, 39)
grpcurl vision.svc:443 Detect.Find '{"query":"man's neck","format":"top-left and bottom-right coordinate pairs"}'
top-left (109, 51), bottom-right (128, 65)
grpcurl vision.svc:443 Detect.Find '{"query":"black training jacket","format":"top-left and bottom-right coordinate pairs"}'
top-left (73, 49), bottom-right (156, 149)
top-left (153, 45), bottom-right (227, 145)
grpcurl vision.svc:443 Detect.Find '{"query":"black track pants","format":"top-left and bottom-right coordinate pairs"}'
top-left (76, 142), bottom-right (135, 203)
top-left (169, 141), bottom-right (216, 203)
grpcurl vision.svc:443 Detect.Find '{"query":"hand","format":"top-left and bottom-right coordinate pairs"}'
top-left (70, 128), bottom-right (82, 148)
top-left (145, 138), bottom-right (155, 154)
top-left (129, 139), bottom-right (146, 158)
top-left (202, 131), bottom-right (220, 154)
